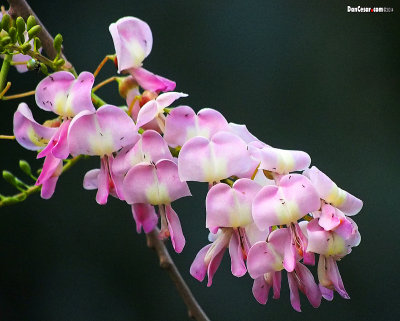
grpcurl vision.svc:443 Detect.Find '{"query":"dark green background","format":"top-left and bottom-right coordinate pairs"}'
top-left (0, 0), bottom-right (399, 320)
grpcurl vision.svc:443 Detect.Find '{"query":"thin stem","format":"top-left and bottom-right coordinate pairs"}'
top-left (146, 228), bottom-right (210, 321)
top-left (0, 155), bottom-right (83, 208)
top-left (91, 93), bottom-right (107, 108)
top-left (2, 89), bottom-right (35, 100)
top-left (93, 55), bottom-right (115, 78)
top-left (92, 76), bottom-right (117, 92)
top-left (0, 135), bottom-right (15, 140)
top-left (0, 82), bottom-right (12, 99)
top-left (0, 55), bottom-right (12, 92)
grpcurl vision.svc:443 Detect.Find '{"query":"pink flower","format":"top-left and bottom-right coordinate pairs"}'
top-left (13, 71), bottom-right (95, 198)
top-left (190, 179), bottom-right (266, 285)
top-left (68, 104), bottom-right (139, 204)
top-left (109, 17), bottom-right (175, 92)
top-left (304, 166), bottom-right (363, 216)
top-left (123, 158), bottom-right (191, 253)
top-left (247, 227), bottom-right (321, 311)
top-left (164, 106), bottom-right (229, 147)
top-left (178, 131), bottom-right (252, 183)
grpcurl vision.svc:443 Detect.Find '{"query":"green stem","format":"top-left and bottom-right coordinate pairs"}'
top-left (0, 155), bottom-right (83, 208)
top-left (0, 55), bottom-right (12, 92)
top-left (91, 92), bottom-right (107, 108)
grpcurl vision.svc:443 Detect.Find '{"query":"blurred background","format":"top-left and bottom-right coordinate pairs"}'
top-left (0, 0), bottom-right (399, 320)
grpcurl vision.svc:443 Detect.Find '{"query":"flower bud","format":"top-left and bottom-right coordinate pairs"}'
top-left (34, 37), bottom-right (41, 51)
top-left (8, 27), bottom-right (17, 43)
top-left (1, 14), bottom-right (11, 32)
top-left (117, 76), bottom-right (138, 99)
top-left (40, 63), bottom-right (48, 75)
top-left (16, 17), bottom-right (26, 36)
top-left (53, 33), bottom-right (63, 53)
top-left (2, 170), bottom-right (16, 186)
top-left (1, 36), bottom-right (11, 46)
top-left (26, 15), bottom-right (36, 31)
top-left (19, 160), bottom-right (32, 176)
top-left (54, 58), bottom-right (65, 67)
top-left (28, 25), bottom-right (41, 40)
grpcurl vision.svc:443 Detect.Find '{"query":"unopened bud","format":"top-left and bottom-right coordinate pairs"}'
top-left (34, 37), bottom-right (41, 51)
top-left (54, 58), bottom-right (65, 67)
top-left (16, 17), bottom-right (26, 36)
top-left (8, 27), bottom-right (17, 43)
top-left (117, 76), bottom-right (138, 99)
top-left (53, 33), bottom-right (63, 53)
top-left (40, 63), bottom-right (48, 75)
top-left (28, 25), bottom-right (41, 40)
top-left (3, 170), bottom-right (16, 186)
top-left (19, 160), bottom-right (32, 176)
top-left (140, 91), bottom-right (158, 107)
top-left (1, 36), bottom-right (11, 46)
top-left (1, 14), bottom-right (11, 32)
top-left (26, 15), bottom-right (36, 31)
top-left (17, 33), bottom-right (25, 46)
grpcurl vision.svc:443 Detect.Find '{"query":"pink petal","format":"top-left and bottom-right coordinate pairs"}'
top-left (131, 67), bottom-right (176, 92)
top-left (247, 241), bottom-right (280, 279)
top-left (287, 271), bottom-right (301, 312)
top-left (206, 178), bottom-right (262, 230)
top-left (110, 17), bottom-right (153, 72)
top-left (36, 153), bottom-right (63, 199)
top-left (68, 105), bottom-right (138, 156)
top-left (252, 174), bottom-right (320, 229)
top-left (319, 285), bottom-right (334, 301)
top-left (190, 244), bottom-right (212, 282)
top-left (13, 103), bottom-right (57, 151)
top-left (35, 71), bottom-right (95, 117)
top-left (123, 159), bottom-right (191, 205)
top-left (83, 169), bottom-right (100, 190)
top-left (252, 276), bottom-right (272, 305)
top-left (178, 131), bottom-right (250, 182)
top-left (228, 230), bottom-right (247, 277)
top-left (229, 123), bottom-right (259, 143)
top-left (165, 204), bottom-right (185, 253)
top-left (131, 203), bottom-right (158, 233)
top-left (304, 166), bottom-right (363, 216)
top-left (135, 100), bottom-right (159, 128)
top-left (206, 245), bottom-right (226, 287)
top-left (96, 157), bottom-right (110, 205)
top-left (295, 262), bottom-right (322, 308)
top-left (251, 144), bottom-right (311, 174)
top-left (164, 106), bottom-right (229, 147)
top-left (319, 203), bottom-right (342, 231)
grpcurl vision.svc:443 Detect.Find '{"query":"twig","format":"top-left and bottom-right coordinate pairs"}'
top-left (146, 228), bottom-right (211, 321)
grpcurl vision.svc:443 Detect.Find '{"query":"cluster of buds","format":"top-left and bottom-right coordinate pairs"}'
top-left (11, 16), bottom-right (362, 312)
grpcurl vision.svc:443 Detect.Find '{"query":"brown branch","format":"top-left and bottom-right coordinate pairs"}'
top-left (146, 228), bottom-right (211, 321)
top-left (5, 1), bottom-right (210, 320)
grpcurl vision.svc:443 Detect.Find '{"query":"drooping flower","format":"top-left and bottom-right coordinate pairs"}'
top-left (109, 16), bottom-right (175, 92)
top-left (123, 158), bottom-right (191, 253)
top-left (190, 179), bottom-right (266, 285)
top-left (306, 217), bottom-right (361, 299)
top-left (247, 226), bottom-right (321, 311)
top-left (68, 104), bottom-right (139, 204)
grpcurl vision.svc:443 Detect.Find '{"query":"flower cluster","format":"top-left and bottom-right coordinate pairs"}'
top-left (12, 16), bottom-right (363, 311)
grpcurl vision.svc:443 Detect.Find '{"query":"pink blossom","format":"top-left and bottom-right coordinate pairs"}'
top-left (109, 17), bottom-right (175, 92)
